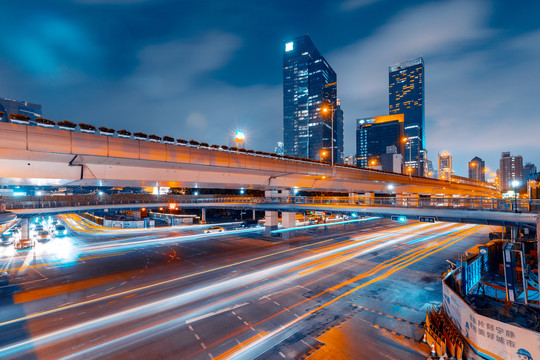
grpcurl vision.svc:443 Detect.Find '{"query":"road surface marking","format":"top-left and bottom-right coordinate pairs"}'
top-left (185, 302), bottom-right (248, 324)
top-left (279, 351), bottom-right (286, 358)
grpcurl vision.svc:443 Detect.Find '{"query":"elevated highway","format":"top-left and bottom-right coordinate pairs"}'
top-left (0, 122), bottom-right (498, 196)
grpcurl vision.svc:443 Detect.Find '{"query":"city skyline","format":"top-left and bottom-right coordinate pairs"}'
top-left (0, 0), bottom-right (539, 177)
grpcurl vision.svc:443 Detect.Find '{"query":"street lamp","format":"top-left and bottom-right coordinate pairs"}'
top-left (320, 149), bottom-right (328, 161)
top-left (235, 130), bottom-right (245, 150)
top-left (321, 105), bottom-right (336, 170)
top-left (512, 180), bottom-right (520, 213)
top-left (402, 137), bottom-right (412, 177)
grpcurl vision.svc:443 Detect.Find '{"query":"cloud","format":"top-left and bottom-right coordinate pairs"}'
top-left (326, 0), bottom-right (540, 174)
top-left (340, 0), bottom-right (382, 11)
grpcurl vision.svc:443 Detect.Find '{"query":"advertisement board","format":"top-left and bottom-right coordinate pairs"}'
top-left (443, 281), bottom-right (539, 360)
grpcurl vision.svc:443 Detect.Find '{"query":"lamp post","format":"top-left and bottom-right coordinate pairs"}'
top-left (402, 137), bottom-right (412, 177)
top-left (235, 130), bottom-right (245, 151)
top-left (512, 180), bottom-right (520, 213)
top-left (321, 105), bottom-right (336, 170)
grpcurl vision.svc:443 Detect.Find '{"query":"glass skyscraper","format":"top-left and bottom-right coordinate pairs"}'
top-left (0, 97), bottom-right (42, 123)
top-left (356, 114), bottom-right (405, 168)
top-left (389, 57), bottom-right (424, 176)
top-left (283, 35), bottom-right (342, 163)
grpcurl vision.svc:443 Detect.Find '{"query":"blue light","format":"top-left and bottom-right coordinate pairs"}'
top-left (351, 213), bottom-right (358, 218)
top-left (285, 42), bottom-right (294, 52)
top-left (398, 216), bottom-right (406, 223)
top-left (193, 191), bottom-right (199, 196)
top-left (240, 188), bottom-right (245, 195)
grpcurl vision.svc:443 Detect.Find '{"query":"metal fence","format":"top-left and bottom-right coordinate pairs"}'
top-left (2, 194), bottom-right (539, 213)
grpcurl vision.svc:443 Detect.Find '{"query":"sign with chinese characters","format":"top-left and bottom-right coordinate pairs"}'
top-left (443, 281), bottom-right (539, 360)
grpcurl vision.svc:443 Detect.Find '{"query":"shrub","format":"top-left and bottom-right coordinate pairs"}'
top-left (176, 138), bottom-right (188, 144)
top-left (134, 132), bottom-right (148, 138)
top-left (221, 145), bottom-right (229, 150)
top-left (210, 144), bottom-right (220, 149)
top-left (149, 134), bottom-right (161, 141)
top-left (163, 136), bottom-right (174, 143)
top-left (57, 120), bottom-right (76, 128)
top-left (79, 123), bottom-right (96, 131)
top-left (189, 140), bottom-right (199, 146)
top-left (98, 126), bottom-right (115, 133)
top-left (8, 114), bottom-right (31, 121)
top-left (199, 142), bottom-right (209, 147)
top-left (35, 118), bottom-right (56, 126)
top-left (118, 129), bottom-right (131, 136)
top-left (230, 146), bottom-right (238, 151)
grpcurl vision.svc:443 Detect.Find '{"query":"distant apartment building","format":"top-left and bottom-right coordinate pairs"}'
top-left (468, 156), bottom-right (486, 182)
top-left (343, 154), bottom-right (356, 165)
top-left (389, 57), bottom-right (425, 176)
top-left (438, 152), bottom-right (452, 180)
top-left (283, 35), bottom-right (343, 164)
top-left (499, 152), bottom-right (523, 192)
top-left (356, 114), bottom-right (405, 172)
top-left (0, 97), bottom-right (42, 122)
top-left (523, 162), bottom-right (537, 181)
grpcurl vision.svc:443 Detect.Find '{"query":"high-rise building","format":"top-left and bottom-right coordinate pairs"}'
top-left (0, 97), bottom-right (42, 123)
top-left (389, 57), bottom-right (424, 176)
top-left (356, 114), bottom-right (405, 171)
top-left (468, 156), bottom-right (486, 182)
top-left (438, 152), bottom-right (452, 180)
top-left (283, 35), bottom-right (343, 163)
top-left (523, 162), bottom-right (537, 181)
top-left (499, 152), bottom-right (523, 192)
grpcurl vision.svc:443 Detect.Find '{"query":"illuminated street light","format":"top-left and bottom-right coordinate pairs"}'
top-left (98, 191), bottom-right (104, 196)
top-left (320, 105), bottom-right (335, 170)
top-left (512, 180), bottom-right (520, 213)
top-left (240, 188), bottom-right (245, 195)
top-left (194, 191), bottom-right (199, 196)
top-left (235, 130), bottom-right (245, 150)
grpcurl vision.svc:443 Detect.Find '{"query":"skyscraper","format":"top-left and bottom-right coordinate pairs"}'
top-left (0, 97), bottom-right (42, 123)
top-left (389, 57), bottom-right (424, 176)
top-left (438, 152), bottom-right (452, 180)
top-left (523, 162), bottom-right (537, 181)
top-left (283, 35), bottom-right (343, 163)
top-left (499, 152), bottom-right (523, 192)
top-left (468, 156), bottom-right (486, 182)
top-left (356, 114), bottom-right (405, 171)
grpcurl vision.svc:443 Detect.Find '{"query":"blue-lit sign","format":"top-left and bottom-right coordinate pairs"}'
top-left (285, 42), bottom-right (294, 52)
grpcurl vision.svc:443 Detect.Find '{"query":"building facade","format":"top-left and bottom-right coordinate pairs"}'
top-left (356, 114), bottom-right (405, 171)
top-left (0, 97), bottom-right (42, 122)
top-left (283, 35), bottom-right (343, 163)
top-left (468, 156), bottom-right (486, 182)
top-left (523, 162), bottom-right (537, 181)
top-left (499, 152), bottom-right (523, 192)
top-left (389, 57), bottom-right (424, 176)
top-left (438, 152), bottom-right (452, 180)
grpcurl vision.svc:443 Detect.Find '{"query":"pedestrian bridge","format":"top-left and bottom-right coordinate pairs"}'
top-left (0, 122), bottom-right (498, 197)
top-left (5, 195), bottom-right (539, 229)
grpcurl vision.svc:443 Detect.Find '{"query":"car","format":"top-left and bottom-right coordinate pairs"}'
top-left (239, 219), bottom-right (259, 228)
top-left (1, 232), bottom-right (15, 245)
top-left (15, 238), bottom-right (34, 250)
top-left (34, 230), bottom-right (51, 242)
top-left (203, 226), bottom-right (225, 234)
top-left (54, 224), bottom-right (67, 236)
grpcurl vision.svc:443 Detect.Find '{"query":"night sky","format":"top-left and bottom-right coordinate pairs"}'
top-left (1, 0), bottom-right (538, 178)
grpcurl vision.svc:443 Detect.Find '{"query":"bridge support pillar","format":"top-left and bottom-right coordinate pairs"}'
top-left (280, 212), bottom-right (296, 239)
top-left (265, 211), bottom-right (279, 236)
top-left (21, 218), bottom-right (29, 240)
top-left (537, 216), bottom-right (540, 307)
top-left (252, 210), bottom-right (256, 220)
top-left (201, 209), bottom-right (206, 223)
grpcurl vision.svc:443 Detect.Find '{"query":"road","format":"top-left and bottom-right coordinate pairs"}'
top-left (0, 215), bottom-right (495, 359)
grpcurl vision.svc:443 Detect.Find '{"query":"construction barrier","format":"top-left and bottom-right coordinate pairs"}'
top-left (424, 306), bottom-right (464, 359)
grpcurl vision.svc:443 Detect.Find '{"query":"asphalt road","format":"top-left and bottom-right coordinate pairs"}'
top-left (0, 216), bottom-right (495, 360)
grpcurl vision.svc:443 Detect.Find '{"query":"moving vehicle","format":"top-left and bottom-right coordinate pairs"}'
top-left (203, 226), bottom-right (225, 234)
top-left (239, 219), bottom-right (259, 228)
top-left (1, 231), bottom-right (15, 245)
top-left (15, 238), bottom-right (34, 250)
top-left (34, 230), bottom-right (51, 242)
top-left (54, 224), bottom-right (67, 236)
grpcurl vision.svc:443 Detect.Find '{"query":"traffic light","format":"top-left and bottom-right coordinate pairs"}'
top-left (419, 216), bottom-right (436, 223)
top-left (391, 216), bottom-right (407, 223)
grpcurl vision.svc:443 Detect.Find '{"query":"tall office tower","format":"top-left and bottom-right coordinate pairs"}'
top-left (356, 114), bottom-right (405, 172)
top-left (468, 156), bottom-right (486, 182)
top-left (523, 162), bottom-right (537, 181)
top-left (283, 35), bottom-right (342, 163)
top-left (389, 57), bottom-right (424, 176)
top-left (499, 152), bottom-right (523, 192)
top-left (438, 152), bottom-right (452, 180)
top-left (0, 97), bottom-right (42, 122)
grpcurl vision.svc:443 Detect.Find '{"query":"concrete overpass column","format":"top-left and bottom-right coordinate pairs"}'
top-left (201, 209), bottom-right (206, 223)
top-left (281, 212), bottom-right (296, 239)
top-left (265, 211), bottom-right (279, 236)
top-left (252, 210), bottom-right (256, 220)
top-left (21, 218), bottom-right (29, 240)
top-left (537, 216), bottom-right (540, 305)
